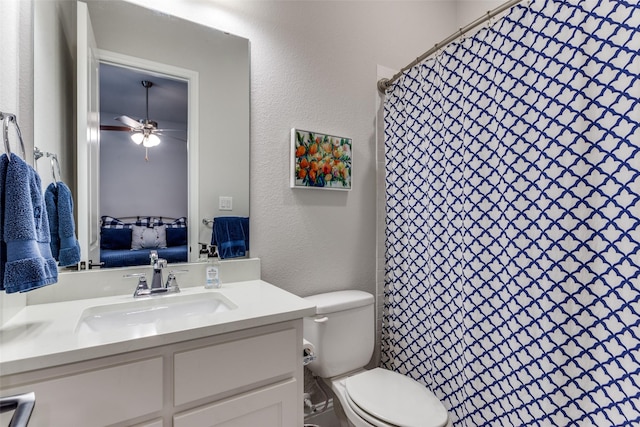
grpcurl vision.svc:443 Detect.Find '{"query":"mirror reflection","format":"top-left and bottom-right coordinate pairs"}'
top-left (72, 0), bottom-right (250, 268)
top-left (98, 63), bottom-right (189, 268)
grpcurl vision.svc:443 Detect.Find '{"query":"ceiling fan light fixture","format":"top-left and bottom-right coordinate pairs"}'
top-left (115, 80), bottom-right (164, 155)
top-left (143, 133), bottom-right (161, 148)
top-left (131, 132), bottom-right (144, 145)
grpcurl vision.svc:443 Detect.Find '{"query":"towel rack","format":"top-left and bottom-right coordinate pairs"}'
top-left (0, 391), bottom-right (36, 427)
top-left (0, 111), bottom-right (26, 162)
top-left (34, 146), bottom-right (62, 185)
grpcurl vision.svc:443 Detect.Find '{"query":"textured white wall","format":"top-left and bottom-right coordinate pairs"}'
top-left (0, 0), bottom-right (33, 325)
top-left (456, 0), bottom-right (507, 27)
top-left (1, 2), bottom-right (19, 119)
top-left (128, 0), bottom-right (457, 298)
top-left (33, 0), bottom-right (75, 191)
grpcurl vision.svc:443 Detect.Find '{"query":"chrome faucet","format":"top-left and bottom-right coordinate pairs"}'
top-left (126, 251), bottom-right (182, 298)
top-left (149, 250), bottom-right (167, 290)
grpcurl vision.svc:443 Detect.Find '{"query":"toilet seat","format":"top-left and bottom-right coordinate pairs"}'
top-left (343, 368), bottom-right (448, 427)
top-left (343, 389), bottom-right (396, 427)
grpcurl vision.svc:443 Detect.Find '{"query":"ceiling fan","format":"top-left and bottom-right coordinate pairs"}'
top-left (100, 80), bottom-right (184, 159)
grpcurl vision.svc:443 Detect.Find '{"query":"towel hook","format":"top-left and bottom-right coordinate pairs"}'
top-left (34, 146), bottom-right (44, 162)
top-left (0, 111), bottom-right (26, 162)
top-left (34, 146), bottom-right (62, 185)
top-left (49, 154), bottom-right (62, 184)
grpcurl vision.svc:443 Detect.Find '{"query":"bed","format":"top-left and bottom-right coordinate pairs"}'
top-left (99, 216), bottom-right (188, 268)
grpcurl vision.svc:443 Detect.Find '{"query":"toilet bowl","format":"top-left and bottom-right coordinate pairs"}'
top-left (304, 291), bottom-right (449, 427)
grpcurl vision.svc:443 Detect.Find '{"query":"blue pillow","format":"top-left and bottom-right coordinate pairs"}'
top-left (166, 227), bottom-right (188, 247)
top-left (101, 227), bottom-right (132, 250)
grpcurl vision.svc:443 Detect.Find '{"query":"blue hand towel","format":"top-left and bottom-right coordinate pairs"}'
top-left (45, 184), bottom-right (60, 259)
top-left (56, 182), bottom-right (80, 266)
top-left (3, 155), bottom-right (58, 293)
top-left (45, 182), bottom-right (80, 267)
top-left (0, 154), bottom-right (8, 291)
top-left (240, 217), bottom-right (249, 251)
top-left (211, 216), bottom-right (249, 259)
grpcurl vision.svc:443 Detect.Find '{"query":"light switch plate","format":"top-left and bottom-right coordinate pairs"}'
top-left (219, 196), bottom-right (233, 211)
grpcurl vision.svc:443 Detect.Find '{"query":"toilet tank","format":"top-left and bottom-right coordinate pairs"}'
top-left (304, 290), bottom-right (374, 378)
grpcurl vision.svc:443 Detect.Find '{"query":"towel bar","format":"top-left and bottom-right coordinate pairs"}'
top-left (0, 392), bottom-right (36, 427)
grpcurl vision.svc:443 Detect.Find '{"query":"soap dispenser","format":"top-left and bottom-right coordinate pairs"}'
top-left (205, 257), bottom-right (221, 289)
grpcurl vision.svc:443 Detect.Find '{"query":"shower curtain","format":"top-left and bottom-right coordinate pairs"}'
top-left (382, 1), bottom-right (639, 426)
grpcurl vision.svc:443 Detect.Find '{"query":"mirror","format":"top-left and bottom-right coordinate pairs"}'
top-left (35, 0), bottom-right (250, 269)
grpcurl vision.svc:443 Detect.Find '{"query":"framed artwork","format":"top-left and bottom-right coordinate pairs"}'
top-left (290, 128), bottom-right (352, 190)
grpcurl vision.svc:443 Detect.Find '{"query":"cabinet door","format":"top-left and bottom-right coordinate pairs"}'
top-left (173, 379), bottom-right (297, 427)
top-left (174, 328), bottom-right (297, 406)
top-left (0, 357), bottom-right (163, 427)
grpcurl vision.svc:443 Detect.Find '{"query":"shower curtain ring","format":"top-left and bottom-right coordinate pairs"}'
top-left (485, 10), bottom-right (496, 29)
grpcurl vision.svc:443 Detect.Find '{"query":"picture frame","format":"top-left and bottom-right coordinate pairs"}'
top-left (290, 128), bottom-right (352, 191)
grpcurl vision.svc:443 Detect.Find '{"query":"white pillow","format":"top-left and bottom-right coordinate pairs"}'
top-left (131, 225), bottom-right (167, 250)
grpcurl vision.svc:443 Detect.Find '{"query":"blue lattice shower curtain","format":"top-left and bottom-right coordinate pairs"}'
top-left (382, 1), bottom-right (640, 425)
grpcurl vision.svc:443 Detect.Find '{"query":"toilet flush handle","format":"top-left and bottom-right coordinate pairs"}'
top-left (314, 316), bottom-right (329, 323)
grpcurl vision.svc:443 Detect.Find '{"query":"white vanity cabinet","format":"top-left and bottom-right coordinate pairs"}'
top-left (0, 321), bottom-right (303, 427)
top-left (0, 357), bottom-right (164, 426)
top-left (173, 380), bottom-right (298, 427)
top-left (172, 325), bottom-right (300, 427)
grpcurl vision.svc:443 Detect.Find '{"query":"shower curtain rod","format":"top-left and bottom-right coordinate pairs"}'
top-left (377, 0), bottom-right (525, 93)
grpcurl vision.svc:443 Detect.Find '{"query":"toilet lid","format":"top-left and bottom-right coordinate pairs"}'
top-left (344, 390), bottom-right (397, 427)
top-left (345, 368), bottom-right (448, 427)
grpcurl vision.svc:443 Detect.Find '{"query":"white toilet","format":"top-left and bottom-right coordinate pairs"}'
top-left (304, 290), bottom-right (450, 427)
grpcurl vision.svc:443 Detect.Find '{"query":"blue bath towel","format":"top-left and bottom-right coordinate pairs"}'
top-left (45, 182), bottom-right (80, 266)
top-left (211, 216), bottom-right (249, 259)
top-left (3, 155), bottom-right (58, 293)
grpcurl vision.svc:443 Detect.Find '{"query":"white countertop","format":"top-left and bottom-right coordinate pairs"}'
top-left (0, 280), bottom-right (316, 376)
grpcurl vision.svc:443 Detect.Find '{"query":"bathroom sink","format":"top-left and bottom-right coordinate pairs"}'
top-left (76, 292), bottom-right (237, 334)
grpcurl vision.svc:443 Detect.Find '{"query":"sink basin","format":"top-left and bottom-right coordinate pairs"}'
top-left (76, 292), bottom-right (237, 334)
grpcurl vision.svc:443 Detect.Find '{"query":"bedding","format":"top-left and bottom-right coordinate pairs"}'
top-left (99, 216), bottom-right (188, 268)
top-left (100, 245), bottom-right (188, 268)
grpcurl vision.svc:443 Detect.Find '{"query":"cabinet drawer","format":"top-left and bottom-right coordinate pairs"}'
top-left (173, 379), bottom-right (297, 427)
top-left (174, 328), bottom-right (296, 406)
top-left (0, 357), bottom-right (163, 427)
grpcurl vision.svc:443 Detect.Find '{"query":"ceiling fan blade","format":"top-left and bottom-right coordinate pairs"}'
top-left (115, 115), bottom-right (142, 129)
top-left (154, 129), bottom-right (184, 132)
top-left (156, 133), bottom-right (187, 142)
top-left (100, 125), bottom-right (132, 131)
